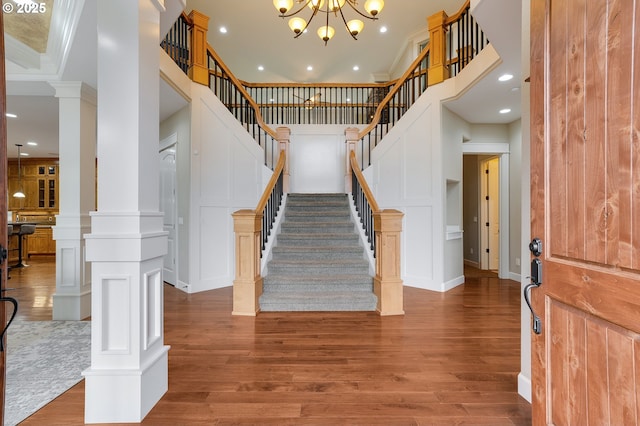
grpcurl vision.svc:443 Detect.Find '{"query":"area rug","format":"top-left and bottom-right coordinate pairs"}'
top-left (4, 319), bottom-right (91, 426)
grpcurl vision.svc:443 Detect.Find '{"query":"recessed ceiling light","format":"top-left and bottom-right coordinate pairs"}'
top-left (511, 87), bottom-right (520, 92)
top-left (499, 108), bottom-right (511, 114)
top-left (258, 65), bottom-right (264, 71)
top-left (353, 65), bottom-right (359, 71)
top-left (219, 27), bottom-right (227, 34)
top-left (5, 113), bottom-right (17, 118)
top-left (269, 98), bottom-right (275, 102)
top-left (27, 141), bottom-right (38, 146)
top-left (20, 152), bottom-right (29, 156)
top-left (379, 26), bottom-right (387, 33)
top-left (307, 65), bottom-right (313, 71)
top-left (498, 73), bottom-right (513, 82)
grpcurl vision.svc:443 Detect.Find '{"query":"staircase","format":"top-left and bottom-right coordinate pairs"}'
top-left (260, 193), bottom-right (377, 312)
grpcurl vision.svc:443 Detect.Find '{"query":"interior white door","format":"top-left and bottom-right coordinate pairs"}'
top-left (480, 157), bottom-right (500, 270)
top-left (159, 145), bottom-right (177, 286)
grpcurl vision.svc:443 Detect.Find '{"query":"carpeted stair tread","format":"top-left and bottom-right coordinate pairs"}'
top-left (259, 292), bottom-right (377, 312)
top-left (261, 193), bottom-right (376, 312)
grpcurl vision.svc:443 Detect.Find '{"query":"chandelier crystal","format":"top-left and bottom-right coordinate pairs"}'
top-left (273, 0), bottom-right (385, 45)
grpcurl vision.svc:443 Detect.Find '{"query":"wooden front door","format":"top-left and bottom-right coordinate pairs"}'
top-left (530, 0), bottom-right (640, 424)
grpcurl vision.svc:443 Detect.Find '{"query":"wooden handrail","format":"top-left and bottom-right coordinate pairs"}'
top-left (179, 11), bottom-right (191, 24)
top-left (357, 42), bottom-right (431, 140)
top-left (445, 0), bottom-right (471, 25)
top-left (350, 150), bottom-right (379, 212)
top-left (241, 81), bottom-right (394, 89)
top-left (256, 150), bottom-right (286, 213)
top-left (206, 45), bottom-right (278, 140)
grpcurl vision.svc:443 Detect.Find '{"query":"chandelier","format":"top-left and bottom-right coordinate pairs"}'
top-left (273, 0), bottom-right (385, 45)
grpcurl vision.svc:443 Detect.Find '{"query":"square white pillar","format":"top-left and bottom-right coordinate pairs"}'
top-left (50, 82), bottom-right (96, 320)
top-left (84, 0), bottom-right (169, 422)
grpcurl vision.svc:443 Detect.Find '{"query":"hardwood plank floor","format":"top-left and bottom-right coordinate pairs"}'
top-left (10, 257), bottom-right (531, 425)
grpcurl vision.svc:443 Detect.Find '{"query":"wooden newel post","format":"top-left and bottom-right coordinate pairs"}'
top-left (188, 10), bottom-right (210, 86)
top-left (232, 210), bottom-right (263, 316)
top-left (373, 209), bottom-right (405, 316)
top-left (427, 11), bottom-right (449, 86)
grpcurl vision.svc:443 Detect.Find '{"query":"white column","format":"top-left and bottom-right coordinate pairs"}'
top-left (83, 0), bottom-right (169, 423)
top-left (50, 82), bottom-right (96, 321)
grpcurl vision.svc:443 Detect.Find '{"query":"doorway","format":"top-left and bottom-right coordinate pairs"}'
top-left (462, 152), bottom-right (509, 278)
top-left (480, 157), bottom-right (500, 270)
top-left (159, 134), bottom-right (177, 286)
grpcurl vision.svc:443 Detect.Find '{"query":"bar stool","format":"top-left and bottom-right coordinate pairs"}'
top-left (13, 224), bottom-right (35, 268)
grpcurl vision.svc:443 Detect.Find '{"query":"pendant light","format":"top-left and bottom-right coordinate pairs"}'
top-left (13, 144), bottom-right (25, 198)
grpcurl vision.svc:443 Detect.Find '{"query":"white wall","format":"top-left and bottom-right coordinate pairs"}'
top-left (288, 125), bottom-right (352, 194)
top-left (508, 119), bottom-right (522, 281)
top-left (187, 83), bottom-right (269, 293)
top-left (366, 45), bottom-right (502, 292)
top-left (442, 107), bottom-right (470, 288)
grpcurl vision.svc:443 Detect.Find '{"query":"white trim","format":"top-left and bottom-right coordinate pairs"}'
top-left (498, 153), bottom-right (510, 279)
top-left (464, 259), bottom-right (480, 269)
top-left (462, 142), bottom-right (510, 154)
top-left (518, 372), bottom-right (532, 403)
top-left (159, 132), bottom-right (178, 152)
top-left (443, 275), bottom-right (465, 292)
top-left (509, 272), bottom-right (521, 282)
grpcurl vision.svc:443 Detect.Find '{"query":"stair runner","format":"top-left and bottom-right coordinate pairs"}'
top-left (260, 193), bottom-right (377, 311)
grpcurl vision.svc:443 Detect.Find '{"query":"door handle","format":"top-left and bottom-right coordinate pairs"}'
top-left (0, 295), bottom-right (18, 352)
top-left (525, 239), bottom-right (543, 334)
top-left (524, 268), bottom-right (542, 334)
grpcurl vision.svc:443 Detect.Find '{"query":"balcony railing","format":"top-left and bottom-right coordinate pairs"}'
top-left (160, 12), bottom-right (190, 75)
top-left (163, 0), bottom-right (488, 172)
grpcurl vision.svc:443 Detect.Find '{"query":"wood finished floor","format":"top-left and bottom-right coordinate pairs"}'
top-left (9, 257), bottom-right (531, 425)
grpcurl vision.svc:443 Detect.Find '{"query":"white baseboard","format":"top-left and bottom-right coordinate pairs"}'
top-left (518, 372), bottom-right (532, 403)
top-left (464, 259), bottom-right (480, 268)
top-left (509, 272), bottom-right (521, 282)
top-left (442, 275), bottom-right (465, 292)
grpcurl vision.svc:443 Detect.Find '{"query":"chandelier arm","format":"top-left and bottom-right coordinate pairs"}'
top-left (322, 4), bottom-right (330, 44)
top-left (294, 5), bottom-right (320, 38)
top-left (279, 0), bottom-right (313, 18)
top-left (338, 6), bottom-right (358, 40)
top-left (342, 0), bottom-right (378, 20)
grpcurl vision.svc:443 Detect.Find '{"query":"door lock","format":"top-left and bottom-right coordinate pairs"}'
top-left (529, 237), bottom-right (542, 257)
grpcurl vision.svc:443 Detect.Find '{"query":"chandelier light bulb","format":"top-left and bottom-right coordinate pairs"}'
top-left (364, 0), bottom-right (384, 16)
top-left (308, 0), bottom-right (325, 10)
top-left (273, 0), bottom-right (293, 14)
top-left (329, 0), bottom-right (346, 12)
top-left (347, 19), bottom-right (364, 36)
top-left (317, 25), bottom-right (335, 42)
top-left (288, 17), bottom-right (307, 34)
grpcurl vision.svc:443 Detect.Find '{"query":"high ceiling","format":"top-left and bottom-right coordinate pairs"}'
top-left (186, 0), bottom-right (465, 83)
top-left (3, 0), bottom-right (523, 159)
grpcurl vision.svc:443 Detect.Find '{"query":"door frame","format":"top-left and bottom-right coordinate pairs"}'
top-left (479, 156), bottom-right (501, 270)
top-left (462, 144), bottom-right (510, 279)
top-left (159, 133), bottom-right (178, 287)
